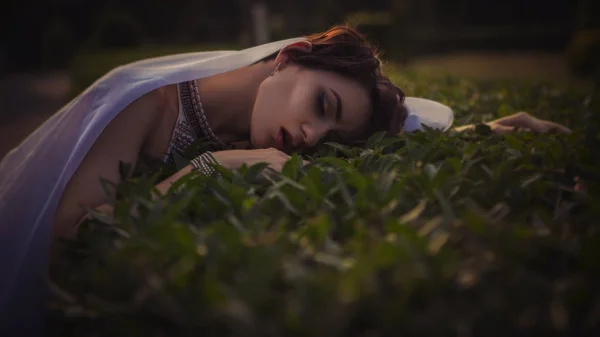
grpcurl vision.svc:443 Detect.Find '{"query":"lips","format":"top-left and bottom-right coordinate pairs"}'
top-left (282, 128), bottom-right (289, 145)
top-left (276, 128), bottom-right (286, 150)
top-left (276, 127), bottom-right (294, 151)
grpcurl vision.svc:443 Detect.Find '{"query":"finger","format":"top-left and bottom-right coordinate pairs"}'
top-left (494, 112), bottom-right (550, 131)
top-left (490, 124), bottom-right (515, 134)
top-left (270, 164), bottom-right (282, 171)
top-left (542, 121), bottom-right (572, 134)
top-left (267, 147), bottom-right (289, 157)
top-left (495, 112), bottom-right (571, 134)
top-left (510, 116), bottom-right (552, 133)
top-left (493, 112), bottom-right (526, 126)
top-left (270, 160), bottom-right (288, 172)
top-left (494, 112), bottom-right (536, 127)
top-left (521, 120), bottom-right (570, 134)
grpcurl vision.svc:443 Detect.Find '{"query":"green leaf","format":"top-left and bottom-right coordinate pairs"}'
top-left (435, 190), bottom-right (456, 221)
top-left (365, 131), bottom-right (387, 148)
top-left (521, 174), bottom-right (542, 188)
top-left (314, 157), bottom-right (349, 168)
top-left (118, 160), bottom-right (134, 180)
top-left (334, 172), bottom-right (354, 207)
top-left (423, 163), bottom-right (439, 180)
top-left (446, 157), bottom-right (462, 173)
top-left (282, 153), bottom-right (303, 178)
top-left (503, 134), bottom-right (523, 151)
top-left (87, 208), bottom-right (118, 226)
top-left (324, 142), bottom-right (353, 157)
top-left (98, 177), bottom-right (117, 200)
top-left (474, 123), bottom-right (493, 136)
top-left (505, 148), bottom-right (523, 158)
top-left (417, 216), bottom-right (444, 237)
top-left (400, 200), bottom-right (427, 223)
top-left (172, 150), bottom-right (191, 171)
top-left (244, 162), bottom-right (270, 181)
top-left (267, 190), bottom-right (299, 214)
top-left (428, 230), bottom-right (449, 255)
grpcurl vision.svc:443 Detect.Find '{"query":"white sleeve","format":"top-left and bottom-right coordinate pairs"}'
top-left (402, 97), bottom-right (454, 132)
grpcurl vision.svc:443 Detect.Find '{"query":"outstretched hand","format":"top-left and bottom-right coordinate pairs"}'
top-left (485, 112), bottom-right (571, 134)
top-left (454, 112), bottom-right (571, 134)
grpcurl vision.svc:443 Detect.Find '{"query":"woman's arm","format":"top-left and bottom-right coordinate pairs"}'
top-left (51, 87), bottom-right (168, 252)
top-left (81, 163), bottom-right (196, 222)
top-left (75, 147), bottom-right (298, 225)
top-left (453, 112), bottom-right (572, 134)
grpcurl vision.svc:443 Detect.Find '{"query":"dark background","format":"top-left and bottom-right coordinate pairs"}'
top-left (0, 0), bottom-right (592, 72)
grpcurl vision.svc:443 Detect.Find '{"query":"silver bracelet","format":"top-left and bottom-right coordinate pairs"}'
top-left (190, 151), bottom-right (221, 177)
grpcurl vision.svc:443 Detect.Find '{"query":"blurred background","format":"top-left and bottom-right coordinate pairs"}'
top-left (1, 0), bottom-right (599, 158)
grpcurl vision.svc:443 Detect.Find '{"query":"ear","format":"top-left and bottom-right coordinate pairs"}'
top-left (274, 41), bottom-right (312, 65)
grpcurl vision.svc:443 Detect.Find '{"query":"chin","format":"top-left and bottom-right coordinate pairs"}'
top-left (248, 134), bottom-right (265, 149)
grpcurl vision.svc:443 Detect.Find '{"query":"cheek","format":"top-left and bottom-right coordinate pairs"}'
top-left (256, 79), bottom-right (287, 113)
top-left (250, 90), bottom-right (271, 135)
top-left (257, 85), bottom-right (285, 117)
top-left (250, 82), bottom-right (286, 145)
top-left (255, 79), bottom-right (303, 122)
top-left (284, 82), bottom-right (315, 120)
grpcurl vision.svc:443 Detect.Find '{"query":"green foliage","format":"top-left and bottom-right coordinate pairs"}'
top-left (48, 73), bottom-right (600, 336)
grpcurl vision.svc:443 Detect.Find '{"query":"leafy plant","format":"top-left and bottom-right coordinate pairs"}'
top-left (48, 72), bottom-right (600, 337)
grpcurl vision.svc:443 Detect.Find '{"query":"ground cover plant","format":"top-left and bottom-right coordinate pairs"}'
top-left (48, 68), bottom-right (600, 336)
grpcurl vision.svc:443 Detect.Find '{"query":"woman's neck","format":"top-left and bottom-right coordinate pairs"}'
top-left (194, 60), bottom-right (275, 145)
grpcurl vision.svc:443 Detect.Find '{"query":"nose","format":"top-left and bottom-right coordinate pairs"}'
top-left (301, 122), bottom-right (330, 147)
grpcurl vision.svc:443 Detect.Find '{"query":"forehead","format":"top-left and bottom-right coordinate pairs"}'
top-left (304, 69), bottom-right (372, 139)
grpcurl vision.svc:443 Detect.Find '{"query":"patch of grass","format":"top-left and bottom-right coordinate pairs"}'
top-left (49, 68), bottom-right (600, 336)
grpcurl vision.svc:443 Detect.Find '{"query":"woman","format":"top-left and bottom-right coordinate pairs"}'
top-left (0, 25), bottom-right (570, 334)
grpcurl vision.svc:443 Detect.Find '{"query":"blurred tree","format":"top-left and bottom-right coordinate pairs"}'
top-left (88, 9), bottom-right (146, 49)
top-left (280, 0), bottom-right (315, 36)
top-left (40, 17), bottom-right (75, 69)
top-left (239, 0), bottom-right (271, 47)
top-left (388, 0), bottom-right (411, 60)
top-left (239, 0), bottom-right (255, 46)
top-left (251, 0), bottom-right (270, 44)
top-left (567, 0), bottom-right (600, 79)
top-left (0, 0), bottom-right (585, 71)
top-left (575, 0), bottom-right (600, 30)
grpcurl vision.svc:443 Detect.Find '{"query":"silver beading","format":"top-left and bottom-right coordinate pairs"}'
top-left (190, 151), bottom-right (222, 177)
top-left (189, 80), bottom-right (226, 149)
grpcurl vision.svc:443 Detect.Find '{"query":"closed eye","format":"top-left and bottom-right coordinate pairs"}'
top-left (317, 90), bottom-right (326, 117)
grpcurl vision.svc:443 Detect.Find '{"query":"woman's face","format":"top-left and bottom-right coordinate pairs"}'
top-left (250, 64), bottom-right (371, 152)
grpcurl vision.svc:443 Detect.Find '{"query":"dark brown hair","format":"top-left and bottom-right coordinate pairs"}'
top-left (263, 25), bottom-right (408, 143)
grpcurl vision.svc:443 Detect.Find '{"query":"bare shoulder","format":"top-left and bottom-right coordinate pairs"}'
top-left (76, 86), bottom-right (169, 165)
top-left (124, 85), bottom-right (171, 131)
top-left (51, 86), bottom-right (171, 247)
top-left (142, 83), bottom-right (180, 159)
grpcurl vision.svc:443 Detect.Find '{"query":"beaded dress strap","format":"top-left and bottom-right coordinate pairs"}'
top-left (163, 81), bottom-right (228, 164)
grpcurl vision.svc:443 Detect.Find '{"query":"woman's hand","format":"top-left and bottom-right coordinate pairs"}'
top-left (211, 148), bottom-right (305, 172)
top-left (485, 112), bottom-right (572, 134)
top-left (454, 112), bottom-right (572, 134)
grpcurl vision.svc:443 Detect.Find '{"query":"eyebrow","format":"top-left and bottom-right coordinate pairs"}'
top-left (330, 88), bottom-right (343, 122)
